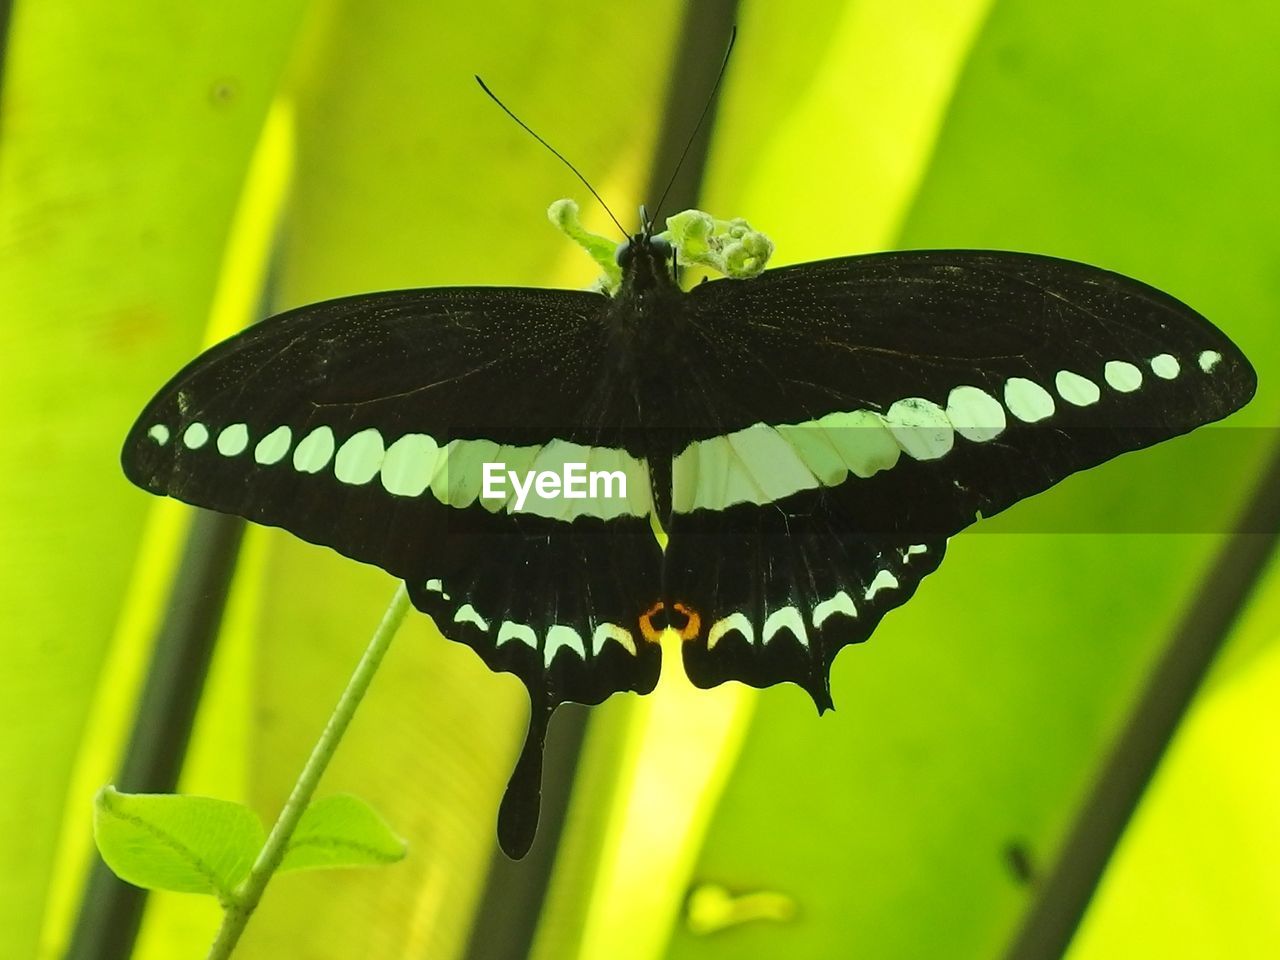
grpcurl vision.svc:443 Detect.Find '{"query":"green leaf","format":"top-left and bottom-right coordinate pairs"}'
top-left (277, 794), bottom-right (407, 874)
top-left (93, 787), bottom-right (264, 901)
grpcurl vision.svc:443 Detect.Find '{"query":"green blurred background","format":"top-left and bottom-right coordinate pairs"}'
top-left (2, 1), bottom-right (1278, 957)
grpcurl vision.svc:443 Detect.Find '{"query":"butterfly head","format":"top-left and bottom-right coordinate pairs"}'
top-left (614, 233), bottom-right (677, 295)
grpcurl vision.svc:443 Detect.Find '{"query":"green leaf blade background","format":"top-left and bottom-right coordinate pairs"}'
top-left (2, 1), bottom-right (1277, 958)
top-left (0, 2), bottom-right (311, 957)
top-left (1069, 549), bottom-right (1280, 958)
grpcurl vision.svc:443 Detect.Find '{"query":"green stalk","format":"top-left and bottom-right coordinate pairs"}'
top-left (206, 584), bottom-right (412, 959)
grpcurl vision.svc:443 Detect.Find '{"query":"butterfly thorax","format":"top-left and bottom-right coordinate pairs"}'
top-left (601, 234), bottom-right (681, 381)
top-left (602, 233), bottom-right (689, 512)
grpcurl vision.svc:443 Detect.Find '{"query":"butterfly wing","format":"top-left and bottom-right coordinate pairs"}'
top-left (663, 251), bottom-right (1255, 707)
top-left (122, 286), bottom-right (664, 856)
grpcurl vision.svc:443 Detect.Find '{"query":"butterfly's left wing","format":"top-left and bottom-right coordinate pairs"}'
top-left (662, 251), bottom-right (1255, 708)
top-left (122, 286), bottom-right (663, 856)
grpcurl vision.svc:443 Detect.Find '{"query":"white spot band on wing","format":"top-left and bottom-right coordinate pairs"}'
top-left (335, 428), bottom-right (386, 485)
top-left (497, 621), bottom-right (538, 651)
top-left (762, 607), bottom-right (809, 648)
top-left (1150, 354), bottom-right (1180, 379)
top-left (1104, 360), bottom-right (1143, 393)
top-left (216, 423), bottom-right (249, 456)
top-left (707, 612), bottom-right (754, 650)
top-left (592, 623), bottom-right (637, 656)
top-left (254, 425), bottom-right (292, 465)
top-left (864, 570), bottom-right (899, 601)
top-left (182, 422), bottom-right (209, 449)
top-left (945, 386), bottom-right (1006, 443)
top-left (380, 433), bottom-right (650, 521)
top-left (292, 426), bottom-right (336, 474)
top-left (544, 624), bottom-right (586, 667)
top-left (816, 409), bottom-right (900, 479)
top-left (883, 398), bottom-right (954, 461)
top-left (1055, 370), bottom-right (1101, 407)
top-left (812, 590), bottom-right (856, 629)
top-left (671, 405), bottom-right (910, 514)
top-left (673, 424), bottom-right (818, 512)
top-left (1004, 378), bottom-right (1055, 423)
top-left (453, 604), bottom-right (489, 631)
top-left (434, 437), bottom-right (501, 508)
top-left (668, 369), bottom-right (1097, 514)
top-left (381, 434), bottom-right (440, 497)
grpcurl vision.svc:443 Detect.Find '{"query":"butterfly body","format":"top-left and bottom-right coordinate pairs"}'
top-left (123, 227), bottom-right (1255, 857)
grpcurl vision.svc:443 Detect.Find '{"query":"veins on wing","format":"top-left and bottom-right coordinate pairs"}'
top-left (311, 355), bottom-right (508, 410)
top-left (979, 264), bottom-right (1147, 336)
top-left (308, 320), bottom-right (590, 411)
top-left (816, 338), bottom-right (1028, 370)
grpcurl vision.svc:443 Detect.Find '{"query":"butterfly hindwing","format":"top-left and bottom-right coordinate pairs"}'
top-left (405, 521), bottom-right (660, 855)
top-left (670, 496), bottom-right (948, 709)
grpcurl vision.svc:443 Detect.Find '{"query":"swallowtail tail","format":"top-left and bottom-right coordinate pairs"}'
top-left (123, 207), bottom-right (1255, 857)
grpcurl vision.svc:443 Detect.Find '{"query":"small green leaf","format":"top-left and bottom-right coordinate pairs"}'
top-left (93, 786), bottom-right (265, 901)
top-left (278, 794), bottom-right (407, 874)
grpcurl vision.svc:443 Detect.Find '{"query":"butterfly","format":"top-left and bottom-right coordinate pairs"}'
top-left (122, 205), bottom-right (1256, 858)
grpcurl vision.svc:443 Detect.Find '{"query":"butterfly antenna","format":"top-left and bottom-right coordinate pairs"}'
top-left (475, 76), bottom-right (628, 238)
top-left (645, 25), bottom-right (738, 235)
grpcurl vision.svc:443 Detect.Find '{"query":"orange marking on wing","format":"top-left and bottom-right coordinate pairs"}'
top-left (673, 602), bottom-right (702, 641)
top-left (639, 602), bottom-right (665, 644)
top-left (637, 601), bottom-right (703, 643)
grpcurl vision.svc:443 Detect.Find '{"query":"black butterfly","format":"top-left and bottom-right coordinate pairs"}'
top-left (122, 227), bottom-right (1255, 858)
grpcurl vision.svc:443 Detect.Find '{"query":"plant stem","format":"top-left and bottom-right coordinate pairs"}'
top-left (206, 584), bottom-right (412, 959)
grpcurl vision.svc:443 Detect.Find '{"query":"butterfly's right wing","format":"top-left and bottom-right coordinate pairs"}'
top-left (122, 286), bottom-right (664, 856)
